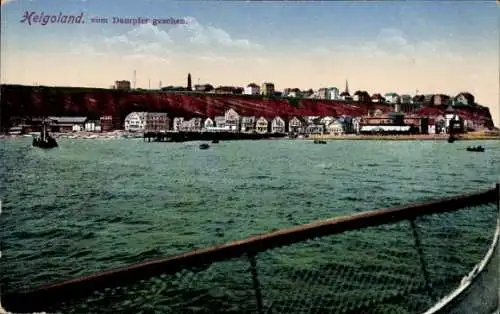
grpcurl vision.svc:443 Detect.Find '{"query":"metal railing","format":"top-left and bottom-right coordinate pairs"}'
top-left (2, 184), bottom-right (499, 313)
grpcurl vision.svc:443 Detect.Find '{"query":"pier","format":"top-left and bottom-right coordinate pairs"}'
top-left (143, 131), bottom-right (287, 142)
top-left (3, 184), bottom-right (499, 313)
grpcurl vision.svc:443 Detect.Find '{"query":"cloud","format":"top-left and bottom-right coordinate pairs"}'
top-left (377, 28), bottom-right (409, 48)
top-left (197, 55), bottom-right (233, 63)
top-left (370, 28), bottom-right (462, 62)
top-left (75, 16), bottom-right (261, 62)
top-left (309, 28), bottom-right (461, 62)
top-left (102, 24), bottom-right (174, 58)
top-left (124, 54), bottom-right (170, 64)
top-left (169, 16), bottom-right (261, 50)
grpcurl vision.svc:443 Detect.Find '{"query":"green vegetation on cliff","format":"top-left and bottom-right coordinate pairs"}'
top-left (287, 97), bottom-right (303, 108)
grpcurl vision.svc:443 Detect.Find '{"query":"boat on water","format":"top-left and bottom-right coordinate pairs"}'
top-left (199, 143), bottom-right (210, 149)
top-left (33, 122), bottom-right (58, 149)
top-left (313, 140), bottom-right (327, 144)
top-left (211, 139), bottom-right (219, 144)
top-left (466, 146), bottom-right (485, 152)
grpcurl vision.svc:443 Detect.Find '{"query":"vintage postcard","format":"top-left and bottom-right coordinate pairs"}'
top-left (0, 0), bottom-right (499, 313)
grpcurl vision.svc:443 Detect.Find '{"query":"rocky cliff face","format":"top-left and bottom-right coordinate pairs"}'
top-left (0, 84), bottom-right (494, 129)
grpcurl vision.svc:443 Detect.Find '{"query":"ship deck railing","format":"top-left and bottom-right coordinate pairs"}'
top-left (2, 184), bottom-right (499, 313)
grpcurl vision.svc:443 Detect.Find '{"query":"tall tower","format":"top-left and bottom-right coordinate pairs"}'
top-left (187, 73), bottom-right (192, 90)
top-left (345, 79), bottom-right (349, 94)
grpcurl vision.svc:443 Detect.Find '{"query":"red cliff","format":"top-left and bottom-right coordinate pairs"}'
top-left (0, 84), bottom-right (494, 129)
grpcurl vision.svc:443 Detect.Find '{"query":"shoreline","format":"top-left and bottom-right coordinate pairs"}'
top-left (0, 131), bottom-right (126, 140)
top-left (1, 132), bottom-right (499, 141)
top-left (307, 134), bottom-right (500, 141)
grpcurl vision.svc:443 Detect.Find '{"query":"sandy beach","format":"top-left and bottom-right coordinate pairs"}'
top-left (0, 131), bottom-right (127, 140)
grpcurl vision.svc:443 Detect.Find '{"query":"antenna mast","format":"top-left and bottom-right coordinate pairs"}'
top-left (133, 70), bottom-right (137, 89)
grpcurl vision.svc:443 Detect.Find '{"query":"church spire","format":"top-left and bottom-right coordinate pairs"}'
top-left (187, 73), bottom-right (192, 90)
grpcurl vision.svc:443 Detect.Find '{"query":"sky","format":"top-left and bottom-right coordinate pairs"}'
top-left (1, 0), bottom-right (499, 126)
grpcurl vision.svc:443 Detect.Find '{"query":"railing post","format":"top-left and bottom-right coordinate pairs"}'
top-left (248, 253), bottom-right (264, 314)
top-left (409, 219), bottom-right (437, 301)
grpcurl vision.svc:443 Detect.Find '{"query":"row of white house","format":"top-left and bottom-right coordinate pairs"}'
top-left (124, 107), bottom-right (479, 136)
top-left (124, 109), bottom-right (358, 135)
top-left (173, 114), bottom-right (354, 135)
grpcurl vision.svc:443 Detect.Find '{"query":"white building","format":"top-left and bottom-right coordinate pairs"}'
top-left (241, 116), bottom-right (256, 132)
top-left (224, 108), bottom-right (240, 131)
top-left (84, 121), bottom-right (95, 132)
top-left (48, 116), bottom-right (87, 132)
top-left (255, 117), bottom-right (269, 134)
top-left (305, 116), bottom-right (320, 124)
top-left (180, 118), bottom-right (202, 131)
top-left (283, 88), bottom-right (304, 98)
top-left (320, 116), bottom-right (335, 126)
top-left (261, 83), bottom-right (275, 96)
top-left (305, 124), bottom-right (324, 134)
top-left (124, 112), bottom-right (147, 132)
top-left (352, 117), bottom-right (361, 134)
top-left (271, 116), bottom-right (286, 133)
top-left (318, 88), bottom-right (329, 99)
top-left (84, 120), bottom-right (100, 132)
top-left (192, 117), bottom-right (203, 130)
top-left (244, 83), bottom-right (260, 95)
top-left (214, 116), bottom-right (226, 128)
top-left (384, 93), bottom-right (400, 104)
top-left (327, 120), bottom-right (344, 135)
top-left (203, 118), bottom-right (214, 129)
top-left (172, 117), bottom-right (184, 131)
top-left (289, 116), bottom-right (305, 133)
top-left (428, 125), bottom-right (436, 134)
top-left (329, 87), bottom-right (340, 100)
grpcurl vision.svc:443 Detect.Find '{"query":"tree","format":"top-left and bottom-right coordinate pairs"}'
top-left (288, 97), bottom-right (302, 108)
